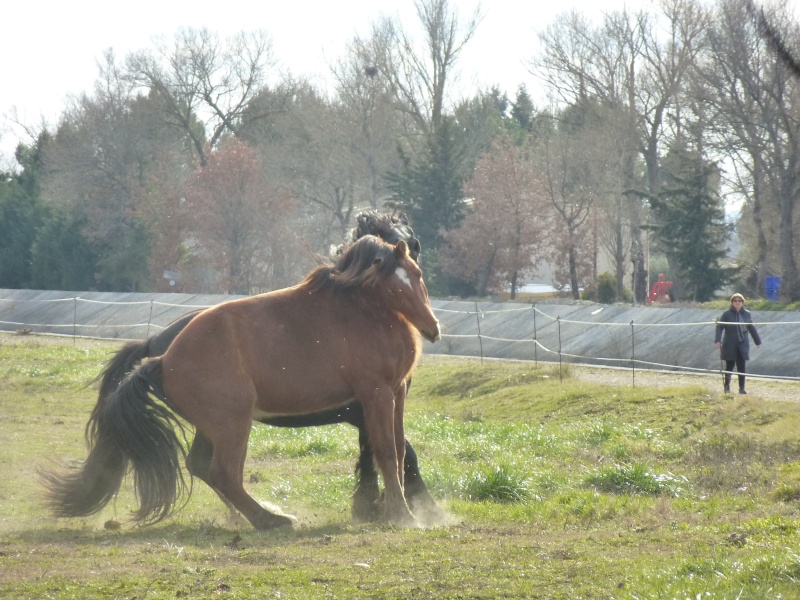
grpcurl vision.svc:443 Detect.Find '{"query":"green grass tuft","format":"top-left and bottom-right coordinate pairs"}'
top-left (463, 463), bottom-right (533, 503)
top-left (583, 462), bottom-right (685, 496)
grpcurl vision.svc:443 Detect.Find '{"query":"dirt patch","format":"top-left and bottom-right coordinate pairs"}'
top-left (568, 365), bottom-right (797, 403)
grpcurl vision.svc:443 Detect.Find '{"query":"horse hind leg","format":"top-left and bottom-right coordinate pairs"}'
top-left (204, 429), bottom-right (294, 531)
top-left (186, 433), bottom-right (242, 522)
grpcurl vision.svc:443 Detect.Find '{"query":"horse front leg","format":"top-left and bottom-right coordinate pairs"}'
top-left (402, 441), bottom-right (448, 525)
top-left (360, 385), bottom-right (418, 528)
top-left (352, 426), bottom-right (381, 522)
top-left (394, 381), bottom-right (407, 491)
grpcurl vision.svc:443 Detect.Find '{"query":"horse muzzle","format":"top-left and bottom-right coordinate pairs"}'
top-left (422, 321), bottom-right (441, 343)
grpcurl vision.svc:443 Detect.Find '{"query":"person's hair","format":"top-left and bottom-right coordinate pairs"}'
top-left (730, 293), bottom-right (745, 304)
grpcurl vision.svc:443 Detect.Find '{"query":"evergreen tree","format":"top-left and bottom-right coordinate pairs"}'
top-left (0, 173), bottom-right (33, 288)
top-left (650, 144), bottom-right (736, 301)
top-left (511, 84), bottom-right (535, 131)
top-left (30, 209), bottom-right (98, 291)
top-left (488, 86), bottom-right (510, 118)
top-left (387, 117), bottom-right (471, 295)
top-left (0, 135), bottom-right (50, 288)
top-left (388, 116), bottom-right (470, 250)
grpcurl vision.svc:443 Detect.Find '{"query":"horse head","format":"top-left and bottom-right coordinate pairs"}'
top-left (329, 235), bottom-right (439, 343)
top-left (380, 239), bottom-right (440, 343)
top-left (382, 220), bottom-right (421, 263)
top-left (352, 210), bottom-right (422, 263)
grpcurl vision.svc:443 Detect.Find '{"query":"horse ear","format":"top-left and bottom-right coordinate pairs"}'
top-left (395, 239), bottom-right (409, 258)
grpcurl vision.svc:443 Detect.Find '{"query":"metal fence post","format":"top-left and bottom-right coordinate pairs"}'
top-left (147, 300), bottom-right (154, 339)
top-left (475, 301), bottom-right (483, 365)
top-left (72, 297), bottom-right (78, 342)
top-left (557, 315), bottom-right (563, 382)
top-left (532, 304), bottom-right (538, 366)
top-left (630, 320), bottom-right (636, 388)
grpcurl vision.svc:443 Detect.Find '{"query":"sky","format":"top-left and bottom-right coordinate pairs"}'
top-left (1, 0), bottom-right (650, 165)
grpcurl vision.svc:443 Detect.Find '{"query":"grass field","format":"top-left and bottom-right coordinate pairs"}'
top-left (1, 333), bottom-right (799, 599)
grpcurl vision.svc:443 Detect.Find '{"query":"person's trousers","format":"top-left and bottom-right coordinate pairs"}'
top-left (724, 350), bottom-right (746, 390)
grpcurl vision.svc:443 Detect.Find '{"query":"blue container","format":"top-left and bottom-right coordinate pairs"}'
top-left (765, 276), bottom-right (781, 300)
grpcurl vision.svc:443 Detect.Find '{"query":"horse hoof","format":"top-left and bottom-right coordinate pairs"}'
top-left (252, 507), bottom-right (296, 530)
top-left (255, 514), bottom-right (295, 530)
top-left (352, 485), bottom-right (382, 523)
top-left (387, 510), bottom-right (422, 529)
top-left (395, 516), bottom-right (423, 529)
top-left (409, 495), bottom-right (449, 526)
top-left (352, 498), bottom-right (382, 523)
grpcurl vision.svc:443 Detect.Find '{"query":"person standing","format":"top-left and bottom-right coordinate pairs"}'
top-left (714, 293), bottom-right (762, 394)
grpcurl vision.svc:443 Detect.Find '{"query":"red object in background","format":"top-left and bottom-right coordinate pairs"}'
top-left (648, 273), bottom-right (672, 303)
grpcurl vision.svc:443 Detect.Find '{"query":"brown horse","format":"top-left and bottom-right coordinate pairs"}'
top-left (42, 236), bottom-right (440, 529)
top-left (91, 210), bottom-right (441, 523)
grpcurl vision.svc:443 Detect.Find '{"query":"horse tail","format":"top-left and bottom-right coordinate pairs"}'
top-left (88, 340), bottom-right (152, 446)
top-left (41, 359), bottom-right (189, 525)
top-left (88, 310), bottom-right (199, 447)
top-left (95, 340), bottom-right (151, 404)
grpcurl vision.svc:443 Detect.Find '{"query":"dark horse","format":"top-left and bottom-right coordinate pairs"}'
top-left (43, 236), bottom-right (440, 529)
top-left (92, 210), bottom-right (441, 523)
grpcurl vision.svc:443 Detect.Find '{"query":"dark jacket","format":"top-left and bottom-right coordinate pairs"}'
top-left (715, 307), bottom-right (761, 361)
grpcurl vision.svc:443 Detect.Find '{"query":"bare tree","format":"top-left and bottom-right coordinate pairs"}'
top-left (41, 69), bottom-right (193, 291)
top-left (534, 9), bottom-right (645, 300)
top-left (533, 111), bottom-right (604, 299)
top-left (533, 0), bottom-right (710, 301)
top-left (371, 0), bottom-right (483, 136)
top-left (634, 0), bottom-right (710, 299)
top-left (330, 34), bottom-right (405, 210)
top-left (124, 28), bottom-right (280, 166)
top-left (184, 138), bottom-right (299, 294)
top-left (236, 81), bottom-right (368, 256)
top-left (702, 0), bottom-right (800, 300)
top-left (441, 133), bottom-right (548, 297)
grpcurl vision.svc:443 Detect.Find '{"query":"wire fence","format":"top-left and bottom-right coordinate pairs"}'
top-left (433, 302), bottom-right (799, 386)
top-left (1, 294), bottom-right (798, 387)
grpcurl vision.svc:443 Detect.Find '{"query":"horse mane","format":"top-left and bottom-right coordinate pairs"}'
top-left (303, 235), bottom-right (403, 294)
top-left (350, 210), bottom-right (412, 244)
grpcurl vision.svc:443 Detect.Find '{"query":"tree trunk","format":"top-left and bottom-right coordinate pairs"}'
top-left (478, 248), bottom-right (498, 297)
top-left (778, 177), bottom-right (798, 302)
top-left (568, 239), bottom-right (580, 300)
top-left (751, 156), bottom-right (768, 296)
top-left (510, 271), bottom-right (518, 300)
top-left (614, 214), bottom-right (626, 300)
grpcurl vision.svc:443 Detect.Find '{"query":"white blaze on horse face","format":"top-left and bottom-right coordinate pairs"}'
top-left (395, 266), bottom-right (412, 289)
